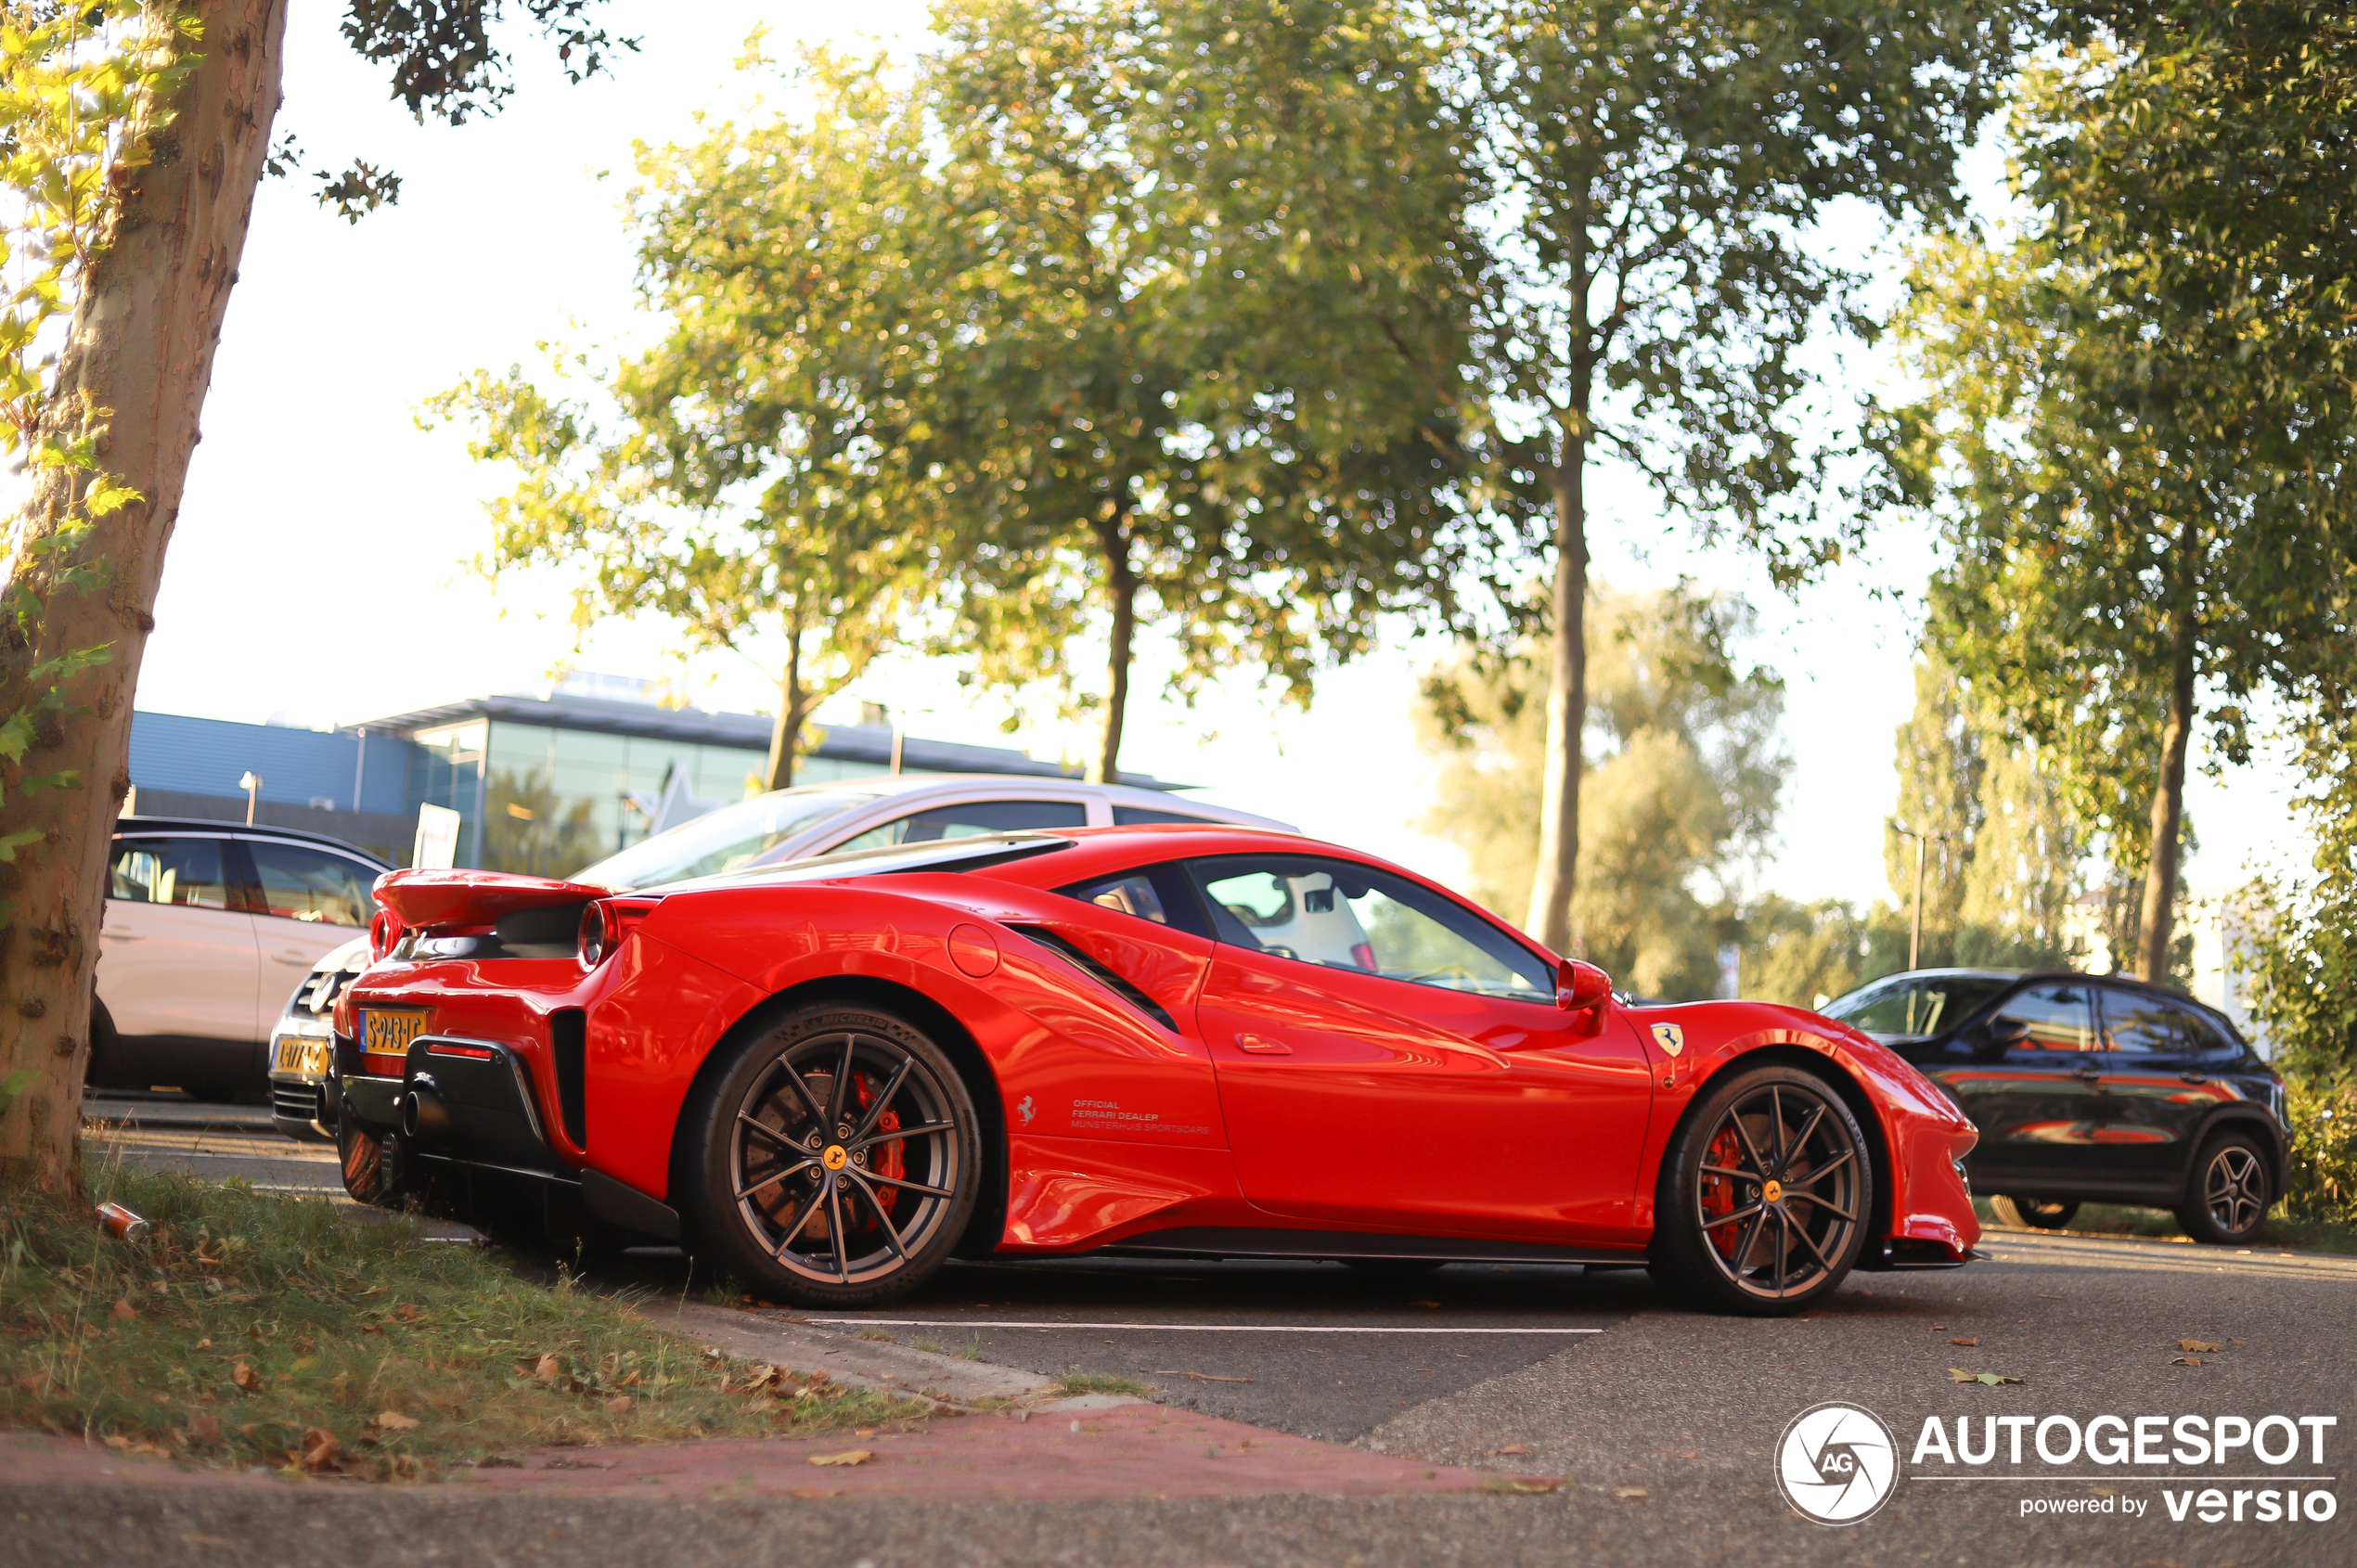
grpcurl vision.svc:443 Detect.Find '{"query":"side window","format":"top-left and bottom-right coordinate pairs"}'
top-left (1822, 975), bottom-right (2011, 1038)
top-left (2103, 990), bottom-right (2226, 1055)
top-left (1112, 805), bottom-right (1217, 827)
top-left (1989, 982), bottom-right (2097, 1051)
top-left (1187, 855), bottom-right (1554, 1002)
top-left (1055, 864), bottom-right (1214, 940)
top-left (246, 842), bottom-right (376, 928)
top-left (831, 799), bottom-right (1088, 854)
top-left (107, 836), bottom-right (236, 910)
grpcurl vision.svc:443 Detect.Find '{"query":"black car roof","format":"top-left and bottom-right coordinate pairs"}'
top-left (113, 815), bottom-right (393, 869)
top-left (1861, 966), bottom-right (2241, 1037)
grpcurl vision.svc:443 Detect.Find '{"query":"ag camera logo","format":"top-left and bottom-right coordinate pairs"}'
top-left (1777, 1402), bottom-right (1900, 1524)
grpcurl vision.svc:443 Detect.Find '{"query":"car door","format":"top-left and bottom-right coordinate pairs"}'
top-left (1182, 853), bottom-right (1654, 1245)
top-left (238, 838), bottom-right (381, 1033)
top-left (2095, 987), bottom-right (2241, 1187)
top-left (97, 832), bottom-right (261, 1059)
top-left (1936, 980), bottom-right (2106, 1191)
top-left (819, 795), bottom-right (1091, 854)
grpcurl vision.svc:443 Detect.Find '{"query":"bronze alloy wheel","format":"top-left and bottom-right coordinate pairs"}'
top-left (690, 1007), bottom-right (981, 1305)
top-left (1651, 1064), bottom-right (1873, 1316)
top-left (2178, 1132), bottom-right (2271, 1245)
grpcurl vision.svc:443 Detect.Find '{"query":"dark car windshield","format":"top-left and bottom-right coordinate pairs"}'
top-left (1821, 974), bottom-right (2012, 1042)
top-left (645, 832), bottom-right (1072, 893)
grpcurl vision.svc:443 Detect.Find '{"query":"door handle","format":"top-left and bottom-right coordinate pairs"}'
top-left (271, 948), bottom-right (315, 965)
top-left (102, 928), bottom-right (139, 940)
top-left (1236, 1034), bottom-right (1292, 1055)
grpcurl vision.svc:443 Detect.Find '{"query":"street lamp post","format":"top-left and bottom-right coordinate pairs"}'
top-left (238, 771), bottom-right (262, 827)
top-left (1888, 819), bottom-right (1950, 970)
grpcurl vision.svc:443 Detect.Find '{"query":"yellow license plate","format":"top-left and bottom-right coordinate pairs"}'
top-left (273, 1034), bottom-right (328, 1074)
top-left (361, 1009), bottom-right (431, 1060)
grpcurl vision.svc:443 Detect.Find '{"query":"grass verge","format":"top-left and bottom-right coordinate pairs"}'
top-left (1050, 1371), bottom-right (1157, 1400)
top-left (1972, 1197), bottom-right (2357, 1256)
top-left (1, 1166), bottom-right (927, 1479)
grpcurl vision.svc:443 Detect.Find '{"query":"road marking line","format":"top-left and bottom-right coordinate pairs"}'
top-left (805, 1318), bottom-right (1604, 1334)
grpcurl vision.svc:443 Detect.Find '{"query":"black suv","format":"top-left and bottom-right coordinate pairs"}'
top-left (1819, 969), bottom-right (2286, 1245)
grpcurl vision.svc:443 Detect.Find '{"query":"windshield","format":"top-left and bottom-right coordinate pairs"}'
top-left (647, 831), bottom-right (1072, 893)
top-left (572, 789), bottom-right (879, 890)
top-left (1821, 974), bottom-right (2011, 1041)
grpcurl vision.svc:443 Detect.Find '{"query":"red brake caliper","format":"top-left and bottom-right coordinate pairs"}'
top-left (851, 1074), bottom-right (906, 1218)
top-left (1701, 1126), bottom-right (1744, 1261)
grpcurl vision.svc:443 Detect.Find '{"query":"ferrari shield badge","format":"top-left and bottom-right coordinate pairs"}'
top-left (1650, 1022), bottom-right (1685, 1058)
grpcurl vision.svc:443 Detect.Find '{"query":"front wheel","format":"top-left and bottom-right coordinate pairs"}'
top-left (1647, 1065), bottom-right (1873, 1317)
top-left (2176, 1132), bottom-right (2272, 1245)
top-left (1991, 1195), bottom-right (2080, 1230)
top-left (681, 1007), bottom-right (982, 1309)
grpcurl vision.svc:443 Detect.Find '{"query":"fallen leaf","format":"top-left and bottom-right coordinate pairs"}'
top-left (1492, 1444), bottom-right (1530, 1456)
top-left (534, 1354), bottom-right (560, 1383)
top-left (186, 1412), bottom-right (221, 1443)
top-left (2179, 1339), bottom-right (2222, 1353)
top-left (1615, 1486), bottom-right (1650, 1500)
top-left (298, 1429), bottom-right (339, 1472)
top-left (373, 1411), bottom-right (419, 1431)
top-left (605, 1396), bottom-right (633, 1415)
top-left (1950, 1337), bottom-right (1978, 1347)
top-left (110, 1300), bottom-right (136, 1321)
top-left (195, 1338), bottom-right (212, 1351)
top-left (855, 1428), bottom-right (877, 1438)
top-left (1947, 1368), bottom-right (2021, 1386)
top-left (1505, 1477), bottom-right (1559, 1494)
top-left (1153, 1369), bottom-right (1255, 1383)
top-left (807, 1449), bottom-right (874, 1468)
top-left (2173, 1356), bottom-right (2202, 1367)
top-left (231, 1360), bottom-right (260, 1394)
top-left (104, 1434), bottom-right (131, 1451)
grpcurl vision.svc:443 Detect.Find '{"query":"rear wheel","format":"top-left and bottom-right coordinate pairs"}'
top-left (1647, 1064), bottom-right (1872, 1317)
top-left (2176, 1132), bottom-right (2272, 1245)
top-left (1991, 1195), bottom-right (2080, 1230)
top-left (682, 1007), bottom-right (982, 1308)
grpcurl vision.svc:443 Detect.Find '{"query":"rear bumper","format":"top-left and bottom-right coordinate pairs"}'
top-left (334, 1036), bottom-right (678, 1240)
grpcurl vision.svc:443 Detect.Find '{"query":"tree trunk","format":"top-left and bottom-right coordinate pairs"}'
top-left (764, 624), bottom-right (805, 791)
top-left (2135, 597), bottom-right (2198, 983)
top-left (1089, 509), bottom-right (1137, 786)
top-left (1525, 424), bottom-right (1590, 953)
top-left (0, 2), bottom-right (288, 1196)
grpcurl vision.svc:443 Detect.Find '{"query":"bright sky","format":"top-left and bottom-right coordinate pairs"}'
top-left (126, 0), bottom-right (2312, 911)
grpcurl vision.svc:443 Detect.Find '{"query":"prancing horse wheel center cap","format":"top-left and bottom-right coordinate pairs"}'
top-left (821, 1145), bottom-right (849, 1172)
top-left (1761, 1178), bottom-right (1784, 1203)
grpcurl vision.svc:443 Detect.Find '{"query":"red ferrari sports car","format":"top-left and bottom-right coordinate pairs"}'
top-left (330, 825), bottom-right (1979, 1316)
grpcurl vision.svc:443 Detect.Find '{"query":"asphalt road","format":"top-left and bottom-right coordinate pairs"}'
top-left (84, 1093), bottom-right (343, 1193)
top-left (65, 1115), bottom-right (2357, 1566)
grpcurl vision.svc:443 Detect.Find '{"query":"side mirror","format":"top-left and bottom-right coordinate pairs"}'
top-left (1976, 1016), bottom-right (2031, 1060)
top-left (1557, 959), bottom-right (1613, 1012)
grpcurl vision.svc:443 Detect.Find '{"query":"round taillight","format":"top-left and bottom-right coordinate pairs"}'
top-left (578, 901), bottom-right (609, 970)
top-left (368, 908), bottom-right (402, 961)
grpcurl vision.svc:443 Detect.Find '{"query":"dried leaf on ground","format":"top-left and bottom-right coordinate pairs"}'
top-left (1615, 1486), bottom-right (1650, 1500)
top-left (110, 1300), bottom-right (136, 1320)
top-left (230, 1360), bottom-right (260, 1393)
top-left (1947, 1368), bottom-right (2021, 1386)
top-left (807, 1448), bottom-right (874, 1467)
top-left (605, 1396), bottom-right (632, 1415)
top-left (1950, 1337), bottom-right (1978, 1346)
top-left (186, 1412), bottom-right (221, 1443)
top-left (372, 1411), bottom-right (419, 1431)
top-left (2179, 1339), bottom-right (2222, 1353)
top-left (2173, 1356), bottom-right (2203, 1367)
top-left (1492, 1444), bottom-right (1530, 1456)
top-left (297, 1429), bottom-right (339, 1472)
top-left (534, 1354), bottom-right (560, 1383)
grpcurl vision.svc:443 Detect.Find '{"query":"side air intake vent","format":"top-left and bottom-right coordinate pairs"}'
top-left (1007, 926), bottom-right (1178, 1032)
top-left (549, 1008), bottom-right (588, 1148)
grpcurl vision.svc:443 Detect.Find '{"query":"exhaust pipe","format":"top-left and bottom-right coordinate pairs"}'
top-left (399, 1073), bottom-right (450, 1140)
